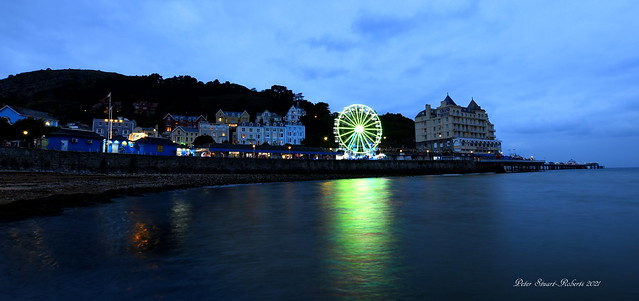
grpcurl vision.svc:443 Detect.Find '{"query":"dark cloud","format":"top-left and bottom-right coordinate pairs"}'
top-left (351, 14), bottom-right (417, 40)
top-left (307, 36), bottom-right (356, 52)
top-left (298, 66), bottom-right (348, 80)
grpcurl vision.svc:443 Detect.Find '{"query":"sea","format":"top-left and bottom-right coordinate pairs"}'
top-left (1, 168), bottom-right (638, 300)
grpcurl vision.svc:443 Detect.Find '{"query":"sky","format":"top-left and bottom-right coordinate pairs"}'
top-left (1, 0), bottom-right (638, 167)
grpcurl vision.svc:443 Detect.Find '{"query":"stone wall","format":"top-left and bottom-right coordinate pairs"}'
top-left (0, 146), bottom-right (503, 175)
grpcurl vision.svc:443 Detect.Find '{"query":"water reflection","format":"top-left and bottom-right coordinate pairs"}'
top-left (4, 221), bottom-right (59, 271)
top-left (320, 178), bottom-right (399, 300)
top-left (169, 197), bottom-right (193, 246)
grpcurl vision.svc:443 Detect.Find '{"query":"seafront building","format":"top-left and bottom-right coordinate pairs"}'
top-left (92, 117), bottom-right (137, 138)
top-left (236, 105), bottom-right (306, 145)
top-left (283, 104), bottom-right (306, 123)
top-left (414, 95), bottom-right (501, 155)
top-left (198, 121), bottom-right (230, 143)
top-left (236, 122), bottom-right (305, 146)
top-left (0, 105), bottom-right (59, 126)
top-left (169, 126), bottom-right (200, 146)
top-left (162, 114), bottom-right (207, 132)
top-left (214, 110), bottom-right (250, 126)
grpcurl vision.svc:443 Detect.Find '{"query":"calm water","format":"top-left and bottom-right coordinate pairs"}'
top-left (1, 169), bottom-right (638, 300)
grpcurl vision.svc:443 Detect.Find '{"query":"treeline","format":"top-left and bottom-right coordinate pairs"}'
top-left (0, 69), bottom-right (415, 148)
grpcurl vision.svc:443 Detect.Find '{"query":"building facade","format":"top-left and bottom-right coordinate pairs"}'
top-left (198, 121), bottom-right (230, 143)
top-left (170, 126), bottom-right (200, 146)
top-left (92, 117), bottom-right (137, 138)
top-left (284, 105), bottom-right (306, 123)
top-left (236, 121), bottom-right (305, 146)
top-left (162, 114), bottom-right (207, 133)
top-left (0, 105), bottom-right (59, 126)
top-left (44, 129), bottom-right (103, 152)
top-left (131, 137), bottom-right (177, 156)
top-left (255, 110), bottom-right (282, 124)
top-left (214, 110), bottom-right (250, 126)
top-left (414, 95), bottom-right (501, 155)
top-left (285, 123), bottom-right (305, 145)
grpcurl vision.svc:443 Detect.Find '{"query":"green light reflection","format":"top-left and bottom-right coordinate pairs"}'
top-left (321, 177), bottom-right (398, 300)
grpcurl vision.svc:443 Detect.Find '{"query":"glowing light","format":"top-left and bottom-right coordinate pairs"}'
top-left (334, 104), bottom-right (383, 156)
top-left (320, 178), bottom-right (396, 299)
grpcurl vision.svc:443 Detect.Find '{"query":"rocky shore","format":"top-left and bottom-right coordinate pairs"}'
top-left (0, 171), bottom-right (371, 220)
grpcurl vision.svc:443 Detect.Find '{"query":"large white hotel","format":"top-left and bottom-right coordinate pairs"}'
top-left (415, 95), bottom-right (501, 155)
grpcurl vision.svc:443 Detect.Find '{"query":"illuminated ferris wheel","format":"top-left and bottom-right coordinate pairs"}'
top-left (333, 104), bottom-right (383, 156)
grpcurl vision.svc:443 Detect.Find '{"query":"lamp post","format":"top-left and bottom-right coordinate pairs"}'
top-left (288, 145), bottom-right (291, 159)
top-left (252, 144), bottom-right (256, 158)
top-left (22, 130), bottom-right (29, 148)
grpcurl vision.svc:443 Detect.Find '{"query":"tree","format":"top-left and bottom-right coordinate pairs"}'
top-left (301, 110), bottom-right (338, 148)
top-left (378, 113), bottom-right (415, 149)
top-left (192, 135), bottom-right (214, 146)
top-left (0, 118), bottom-right (16, 141)
top-left (10, 118), bottom-right (57, 148)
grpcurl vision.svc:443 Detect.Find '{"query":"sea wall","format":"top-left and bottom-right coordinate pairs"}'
top-left (0, 146), bottom-right (504, 175)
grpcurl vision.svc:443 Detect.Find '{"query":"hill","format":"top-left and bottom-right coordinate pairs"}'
top-left (0, 69), bottom-right (415, 148)
top-left (0, 69), bottom-right (307, 126)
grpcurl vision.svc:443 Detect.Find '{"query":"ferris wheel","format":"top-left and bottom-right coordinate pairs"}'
top-left (333, 104), bottom-right (383, 156)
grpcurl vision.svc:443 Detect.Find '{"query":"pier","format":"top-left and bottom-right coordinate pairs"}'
top-left (542, 162), bottom-right (604, 170)
top-left (476, 159), bottom-right (546, 172)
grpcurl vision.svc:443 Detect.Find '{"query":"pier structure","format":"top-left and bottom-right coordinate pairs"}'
top-left (476, 159), bottom-right (546, 172)
top-left (542, 162), bottom-right (603, 170)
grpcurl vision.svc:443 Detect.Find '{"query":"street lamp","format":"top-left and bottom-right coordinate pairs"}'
top-left (22, 130), bottom-right (29, 148)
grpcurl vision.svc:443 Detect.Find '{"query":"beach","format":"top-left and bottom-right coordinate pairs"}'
top-left (0, 171), bottom-right (367, 219)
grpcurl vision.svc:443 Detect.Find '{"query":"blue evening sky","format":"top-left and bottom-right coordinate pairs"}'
top-left (1, 0), bottom-right (638, 167)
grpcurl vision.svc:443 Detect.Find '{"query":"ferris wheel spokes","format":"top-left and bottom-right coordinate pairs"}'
top-left (333, 104), bottom-right (383, 157)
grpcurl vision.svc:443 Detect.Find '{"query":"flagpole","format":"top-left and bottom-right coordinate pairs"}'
top-left (108, 92), bottom-right (113, 141)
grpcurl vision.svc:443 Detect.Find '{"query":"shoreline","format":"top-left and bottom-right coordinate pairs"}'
top-left (0, 171), bottom-right (374, 220)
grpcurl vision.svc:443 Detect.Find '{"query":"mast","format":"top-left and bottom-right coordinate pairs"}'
top-left (108, 92), bottom-right (113, 140)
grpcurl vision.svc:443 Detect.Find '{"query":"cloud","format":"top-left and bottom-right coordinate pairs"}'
top-left (297, 66), bottom-right (348, 81)
top-left (352, 14), bottom-right (417, 41)
top-left (307, 36), bottom-right (356, 52)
